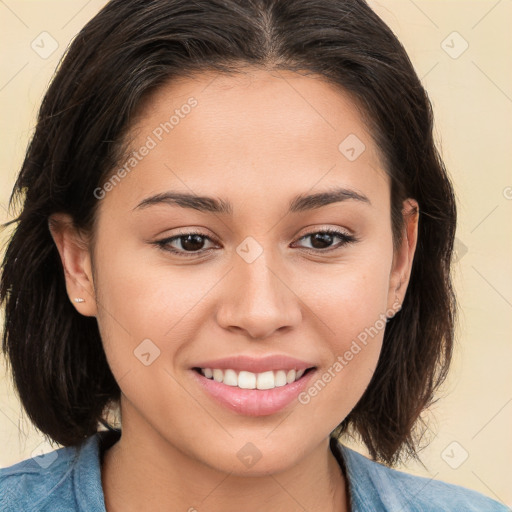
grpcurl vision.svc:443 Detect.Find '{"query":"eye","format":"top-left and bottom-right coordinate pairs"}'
top-left (153, 227), bottom-right (358, 258)
top-left (154, 230), bottom-right (218, 257)
top-left (293, 228), bottom-right (358, 253)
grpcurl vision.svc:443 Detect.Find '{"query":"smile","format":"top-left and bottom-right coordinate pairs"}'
top-left (191, 366), bottom-right (317, 416)
top-left (195, 367), bottom-right (312, 390)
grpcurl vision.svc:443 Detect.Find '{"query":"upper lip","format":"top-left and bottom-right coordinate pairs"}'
top-left (192, 355), bottom-right (317, 373)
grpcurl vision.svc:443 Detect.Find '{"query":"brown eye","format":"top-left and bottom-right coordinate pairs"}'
top-left (294, 229), bottom-right (358, 252)
top-left (175, 234), bottom-right (208, 252)
top-left (155, 231), bottom-right (217, 257)
top-left (153, 228), bottom-right (358, 258)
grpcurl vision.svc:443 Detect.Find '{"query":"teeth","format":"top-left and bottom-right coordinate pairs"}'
top-left (238, 370), bottom-right (256, 389)
top-left (199, 367), bottom-right (309, 389)
top-left (256, 371), bottom-right (274, 390)
top-left (275, 370), bottom-right (287, 387)
top-left (223, 369), bottom-right (238, 387)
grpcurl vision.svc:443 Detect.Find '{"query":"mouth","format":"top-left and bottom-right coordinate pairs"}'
top-left (192, 366), bottom-right (316, 390)
top-left (190, 364), bottom-right (318, 416)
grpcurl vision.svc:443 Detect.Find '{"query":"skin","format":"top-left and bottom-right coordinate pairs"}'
top-left (49, 68), bottom-right (419, 512)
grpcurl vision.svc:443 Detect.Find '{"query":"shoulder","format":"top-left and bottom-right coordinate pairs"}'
top-left (332, 439), bottom-right (508, 512)
top-left (0, 433), bottom-right (107, 512)
top-left (0, 442), bottom-right (81, 511)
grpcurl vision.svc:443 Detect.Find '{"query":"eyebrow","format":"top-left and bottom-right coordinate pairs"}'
top-left (132, 186), bottom-right (371, 214)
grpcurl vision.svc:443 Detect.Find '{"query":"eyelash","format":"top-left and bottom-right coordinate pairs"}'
top-left (153, 228), bottom-right (359, 258)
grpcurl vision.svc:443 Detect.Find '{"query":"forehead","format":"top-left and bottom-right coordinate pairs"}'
top-left (104, 68), bottom-right (389, 215)
top-left (137, 68), bottom-right (372, 155)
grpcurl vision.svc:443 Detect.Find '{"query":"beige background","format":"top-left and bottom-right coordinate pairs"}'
top-left (1, 0), bottom-right (511, 507)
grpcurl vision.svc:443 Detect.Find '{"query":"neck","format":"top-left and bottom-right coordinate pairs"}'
top-left (101, 419), bottom-right (349, 512)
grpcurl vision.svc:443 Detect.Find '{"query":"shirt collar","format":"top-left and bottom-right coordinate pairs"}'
top-left (74, 429), bottom-right (120, 512)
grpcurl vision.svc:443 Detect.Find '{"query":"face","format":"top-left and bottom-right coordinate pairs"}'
top-left (52, 68), bottom-right (418, 476)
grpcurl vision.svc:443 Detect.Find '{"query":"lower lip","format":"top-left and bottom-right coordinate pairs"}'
top-left (191, 369), bottom-right (317, 416)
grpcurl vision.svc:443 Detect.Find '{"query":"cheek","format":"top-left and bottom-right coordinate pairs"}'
top-left (294, 251), bottom-right (392, 425)
top-left (93, 249), bottom-right (215, 436)
top-left (304, 244), bottom-right (393, 346)
top-left (94, 248), bottom-right (215, 371)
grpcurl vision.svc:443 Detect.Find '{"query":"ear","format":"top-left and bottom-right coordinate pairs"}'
top-left (387, 198), bottom-right (419, 314)
top-left (48, 213), bottom-right (97, 317)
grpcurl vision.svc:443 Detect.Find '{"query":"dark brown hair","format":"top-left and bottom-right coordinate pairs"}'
top-left (0, 0), bottom-right (456, 465)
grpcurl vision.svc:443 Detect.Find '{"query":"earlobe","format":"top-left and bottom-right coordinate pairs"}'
top-left (48, 213), bottom-right (97, 317)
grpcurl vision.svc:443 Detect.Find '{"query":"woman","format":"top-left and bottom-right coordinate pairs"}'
top-left (0, 0), bottom-right (507, 510)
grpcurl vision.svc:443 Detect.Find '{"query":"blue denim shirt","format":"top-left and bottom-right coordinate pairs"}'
top-left (1, 430), bottom-right (508, 511)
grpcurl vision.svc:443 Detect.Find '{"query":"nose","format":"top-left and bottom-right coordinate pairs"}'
top-left (215, 246), bottom-right (302, 340)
